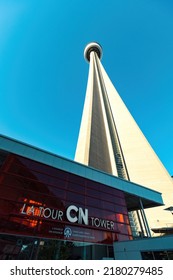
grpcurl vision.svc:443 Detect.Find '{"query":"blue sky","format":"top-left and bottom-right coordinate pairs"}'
top-left (0, 0), bottom-right (173, 175)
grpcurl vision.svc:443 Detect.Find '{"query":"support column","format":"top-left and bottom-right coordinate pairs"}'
top-left (139, 199), bottom-right (151, 237)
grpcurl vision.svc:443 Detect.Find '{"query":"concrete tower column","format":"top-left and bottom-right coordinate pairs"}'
top-left (75, 42), bottom-right (173, 235)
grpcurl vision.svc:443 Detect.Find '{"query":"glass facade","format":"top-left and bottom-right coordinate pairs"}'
top-left (0, 151), bottom-right (132, 259)
top-left (141, 250), bottom-right (173, 260)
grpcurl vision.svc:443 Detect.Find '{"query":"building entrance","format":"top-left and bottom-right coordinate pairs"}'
top-left (0, 234), bottom-right (114, 260)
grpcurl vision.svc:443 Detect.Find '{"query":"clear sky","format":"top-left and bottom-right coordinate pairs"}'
top-left (0, 0), bottom-right (173, 175)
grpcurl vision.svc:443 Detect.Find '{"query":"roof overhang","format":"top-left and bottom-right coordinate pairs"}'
top-left (0, 134), bottom-right (164, 212)
top-left (125, 192), bottom-right (163, 211)
top-left (151, 226), bottom-right (173, 234)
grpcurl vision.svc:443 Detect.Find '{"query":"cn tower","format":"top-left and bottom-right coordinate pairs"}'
top-left (75, 42), bottom-right (173, 235)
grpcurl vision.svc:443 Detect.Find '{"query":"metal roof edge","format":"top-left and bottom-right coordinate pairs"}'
top-left (0, 134), bottom-right (163, 206)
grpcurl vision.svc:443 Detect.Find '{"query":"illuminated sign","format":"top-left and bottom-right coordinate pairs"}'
top-left (20, 203), bottom-right (114, 230)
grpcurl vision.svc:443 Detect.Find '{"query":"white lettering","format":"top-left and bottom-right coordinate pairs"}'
top-left (39, 207), bottom-right (44, 216)
top-left (21, 203), bottom-right (27, 214)
top-left (91, 217), bottom-right (95, 226)
top-left (58, 210), bottom-right (63, 221)
top-left (106, 220), bottom-right (111, 229)
top-left (20, 203), bottom-right (114, 231)
top-left (110, 221), bottom-right (114, 230)
top-left (66, 205), bottom-right (78, 223)
top-left (100, 219), bottom-right (106, 228)
top-left (91, 217), bottom-right (114, 230)
top-left (43, 208), bottom-right (51, 218)
top-left (78, 207), bottom-right (88, 225)
top-left (27, 206), bottom-right (35, 215)
top-left (66, 205), bottom-right (88, 225)
top-left (95, 218), bottom-right (100, 227)
top-left (51, 209), bottom-right (58, 220)
top-left (20, 204), bottom-right (64, 221)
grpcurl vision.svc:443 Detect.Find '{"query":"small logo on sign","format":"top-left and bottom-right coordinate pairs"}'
top-left (64, 227), bottom-right (72, 238)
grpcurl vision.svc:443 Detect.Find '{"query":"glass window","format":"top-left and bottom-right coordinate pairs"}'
top-left (0, 150), bottom-right (8, 168)
top-left (47, 186), bottom-right (65, 200)
top-left (167, 251), bottom-right (173, 260)
top-left (0, 153), bottom-right (131, 246)
top-left (103, 201), bottom-right (115, 211)
top-left (115, 205), bottom-right (128, 214)
top-left (88, 207), bottom-right (104, 218)
top-left (49, 177), bottom-right (67, 188)
top-left (66, 191), bottom-right (85, 204)
top-left (86, 188), bottom-right (101, 199)
top-left (0, 233), bottom-right (115, 260)
top-left (86, 196), bottom-right (103, 208)
top-left (141, 250), bottom-right (173, 260)
top-left (67, 182), bottom-right (85, 194)
top-left (68, 173), bottom-right (85, 185)
top-left (117, 234), bottom-right (130, 241)
top-left (85, 180), bottom-right (101, 190)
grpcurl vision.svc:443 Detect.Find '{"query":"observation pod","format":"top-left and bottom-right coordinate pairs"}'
top-left (84, 42), bottom-right (102, 62)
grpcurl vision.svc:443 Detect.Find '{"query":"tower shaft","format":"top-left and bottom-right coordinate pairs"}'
top-left (75, 43), bottom-right (173, 233)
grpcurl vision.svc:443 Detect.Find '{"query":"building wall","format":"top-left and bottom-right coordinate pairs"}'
top-left (0, 152), bottom-right (132, 244)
